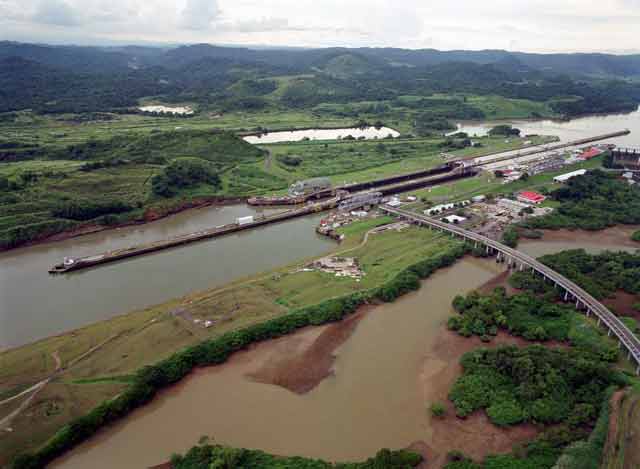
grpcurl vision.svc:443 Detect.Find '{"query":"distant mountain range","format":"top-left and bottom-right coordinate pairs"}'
top-left (2, 41), bottom-right (640, 78)
top-left (1, 41), bottom-right (640, 116)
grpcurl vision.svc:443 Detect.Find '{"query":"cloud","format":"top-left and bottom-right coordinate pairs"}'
top-left (232, 17), bottom-right (290, 33)
top-left (0, 0), bottom-right (639, 53)
top-left (32, 0), bottom-right (79, 26)
top-left (180, 0), bottom-right (220, 30)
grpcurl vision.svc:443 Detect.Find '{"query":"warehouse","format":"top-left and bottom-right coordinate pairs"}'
top-left (517, 191), bottom-right (546, 204)
top-left (553, 169), bottom-right (587, 183)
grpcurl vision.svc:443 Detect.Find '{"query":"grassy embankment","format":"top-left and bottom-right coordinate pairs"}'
top-left (0, 218), bottom-right (458, 464)
top-left (0, 128), bottom-right (549, 249)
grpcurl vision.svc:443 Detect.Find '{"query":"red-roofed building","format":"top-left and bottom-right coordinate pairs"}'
top-left (517, 191), bottom-right (546, 204)
top-left (580, 147), bottom-right (603, 160)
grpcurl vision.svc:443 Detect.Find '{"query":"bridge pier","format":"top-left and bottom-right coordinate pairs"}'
top-left (385, 207), bottom-right (640, 374)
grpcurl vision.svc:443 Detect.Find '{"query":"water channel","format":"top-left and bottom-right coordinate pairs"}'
top-left (0, 205), bottom-right (334, 350)
top-left (53, 230), bottom-right (639, 469)
top-left (454, 106), bottom-right (640, 146)
top-left (53, 257), bottom-right (504, 469)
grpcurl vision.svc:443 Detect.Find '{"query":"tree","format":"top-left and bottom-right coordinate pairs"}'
top-left (489, 125), bottom-right (521, 137)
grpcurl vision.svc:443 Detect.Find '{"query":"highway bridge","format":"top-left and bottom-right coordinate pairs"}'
top-left (381, 206), bottom-right (640, 373)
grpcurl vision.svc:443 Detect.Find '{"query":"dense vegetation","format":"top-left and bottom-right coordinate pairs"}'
top-left (0, 131), bottom-right (270, 249)
top-left (449, 288), bottom-right (619, 361)
top-left (449, 345), bottom-right (619, 425)
top-left (445, 377), bottom-right (615, 469)
top-left (488, 125), bottom-right (521, 137)
top-left (2, 42), bottom-right (640, 117)
top-left (170, 444), bottom-right (421, 469)
top-left (514, 249), bottom-right (640, 301)
top-left (151, 158), bottom-right (221, 197)
top-left (523, 170), bottom-right (640, 230)
top-left (9, 243), bottom-right (468, 468)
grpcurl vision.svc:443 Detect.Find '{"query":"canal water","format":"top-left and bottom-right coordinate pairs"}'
top-left (454, 107), bottom-right (640, 146)
top-left (52, 257), bottom-right (503, 469)
top-left (243, 126), bottom-right (400, 144)
top-left (3, 110), bottom-right (639, 349)
top-left (0, 205), bottom-right (334, 350)
top-left (51, 231), bottom-right (638, 469)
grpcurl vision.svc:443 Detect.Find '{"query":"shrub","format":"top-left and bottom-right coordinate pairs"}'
top-left (430, 402), bottom-right (446, 418)
top-left (51, 199), bottom-right (133, 221)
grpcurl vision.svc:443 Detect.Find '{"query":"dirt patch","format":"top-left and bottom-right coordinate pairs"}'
top-left (419, 329), bottom-right (540, 467)
top-left (477, 269), bottom-right (517, 295)
top-left (248, 309), bottom-right (369, 394)
top-left (538, 226), bottom-right (640, 248)
top-left (603, 290), bottom-right (640, 320)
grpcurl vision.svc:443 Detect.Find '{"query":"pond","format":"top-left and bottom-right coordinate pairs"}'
top-left (243, 126), bottom-right (400, 144)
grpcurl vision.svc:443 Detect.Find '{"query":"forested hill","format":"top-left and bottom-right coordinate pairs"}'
top-left (1, 40), bottom-right (640, 116)
top-left (3, 41), bottom-right (640, 78)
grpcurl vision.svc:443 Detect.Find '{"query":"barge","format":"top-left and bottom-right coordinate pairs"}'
top-left (49, 167), bottom-right (476, 274)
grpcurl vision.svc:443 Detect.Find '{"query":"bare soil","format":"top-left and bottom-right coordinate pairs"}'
top-left (248, 309), bottom-right (369, 394)
top-left (418, 329), bottom-right (539, 467)
top-left (241, 305), bottom-right (544, 468)
top-left (603, 290), bottom-right (640, 320)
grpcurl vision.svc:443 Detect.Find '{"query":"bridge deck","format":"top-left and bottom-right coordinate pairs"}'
top-left (381, 206), bottom-right (640, 370)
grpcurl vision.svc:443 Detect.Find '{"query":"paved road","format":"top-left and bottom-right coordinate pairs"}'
top-left (382, 206), bottom-right (640, 371)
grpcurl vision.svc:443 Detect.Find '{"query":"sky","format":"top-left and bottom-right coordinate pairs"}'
top-left (1, 0), bottom-right (640, 53)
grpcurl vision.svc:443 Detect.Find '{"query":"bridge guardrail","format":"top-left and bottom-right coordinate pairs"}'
top-left (381, 206), bottom-right (640, 371)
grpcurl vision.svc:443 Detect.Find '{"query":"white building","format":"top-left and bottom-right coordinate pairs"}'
top-left (443, 215), bottom-right (467, 224)
top-left (424, 200), bottom-right (471, 216)
top-left (553, 169), bottom-right (587, 183)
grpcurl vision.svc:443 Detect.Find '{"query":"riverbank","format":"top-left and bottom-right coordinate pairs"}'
top-left (0, 196), bottom-right (250, 253)
top-left (0, 219), bottom-right (459, 465)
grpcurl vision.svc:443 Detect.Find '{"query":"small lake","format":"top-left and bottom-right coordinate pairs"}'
top-left (138, 105), bottom-right (194, 115)
top-left (453, 107), bottom-right (640, 146)
top-left (243, 126), bottom-right (400, 144)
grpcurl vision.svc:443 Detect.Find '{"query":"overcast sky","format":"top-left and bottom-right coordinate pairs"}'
top-left (2, 0), bottom-right (639, 53)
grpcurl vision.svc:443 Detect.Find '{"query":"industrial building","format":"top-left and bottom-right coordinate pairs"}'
top-left (442, 215), bottom-right (467, 224)
top-left (338, 191), bottom-right (383, 211)
top-left (497, 198), bottom-right (530, 212)
top-left (527, 153), bottom-right (565, 175)
top-left (517, 191), bottom-right (546, 204)
top-left (288, 177), bottom-right (332, 196)
top-left (553, 169), bottom-right (587, 183)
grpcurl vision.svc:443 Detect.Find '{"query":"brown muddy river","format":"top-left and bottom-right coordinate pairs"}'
top-left (53, 258), bottom-right (503, 469)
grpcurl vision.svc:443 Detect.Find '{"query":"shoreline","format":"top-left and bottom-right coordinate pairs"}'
top-left (0, 196), bottom-right (248, 254)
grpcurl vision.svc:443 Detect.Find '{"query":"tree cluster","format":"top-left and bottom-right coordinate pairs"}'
top-left (523, 170), bottom-right (640, 230)
top-left (151, 158), bottom-right (221, 197)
